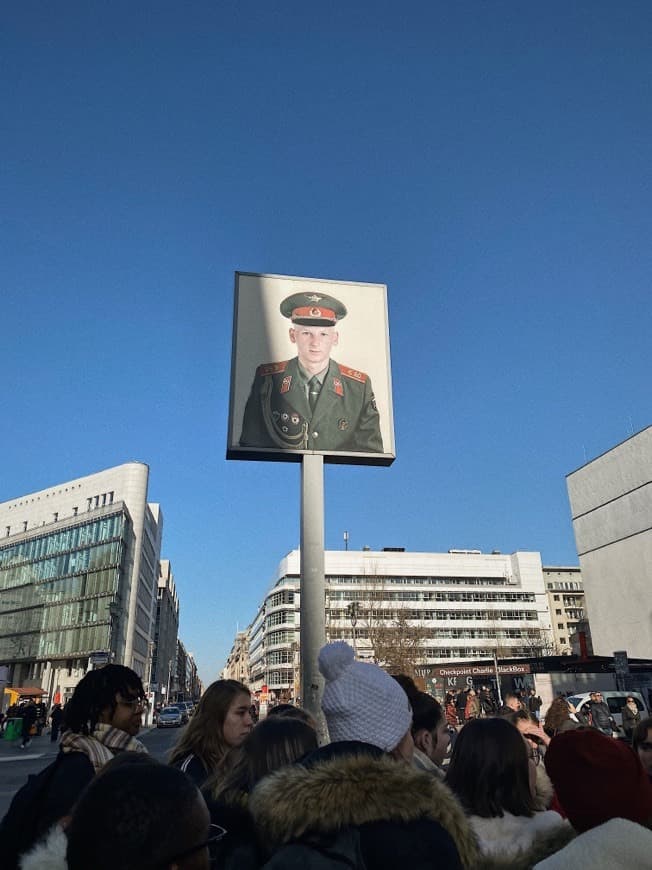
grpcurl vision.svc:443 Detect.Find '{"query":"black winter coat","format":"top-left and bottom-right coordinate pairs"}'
top-left (0, 751), bottom-right (94, 869)
top-left (248, 741), bottom-right (479, 870)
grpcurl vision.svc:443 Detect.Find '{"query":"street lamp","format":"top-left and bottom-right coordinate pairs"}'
top-left (347, 602), bottom-right (359, 656)
top-left (167, 659), bottom-right (174, 703)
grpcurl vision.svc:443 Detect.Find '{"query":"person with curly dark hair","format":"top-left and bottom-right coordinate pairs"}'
top-left (0, 664), bottom-right (148, 869)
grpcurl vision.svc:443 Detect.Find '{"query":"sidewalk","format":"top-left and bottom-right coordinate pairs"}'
top-left (0, 736), bottom-right (58, 763)
top-left (0, 724), bottom-right (156, 760)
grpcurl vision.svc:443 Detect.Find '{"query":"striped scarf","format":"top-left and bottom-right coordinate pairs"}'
top-left (60, 722), bottom-right (148, 773)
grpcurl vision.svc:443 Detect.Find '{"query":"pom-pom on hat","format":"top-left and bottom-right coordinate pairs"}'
top-left (544, 728), bottom-right (652, 832)
top-left (318, 641), bottom-right (412, 752)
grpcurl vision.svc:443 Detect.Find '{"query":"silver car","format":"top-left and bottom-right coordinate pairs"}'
top-left (157, 706), bottom-right (183, 728)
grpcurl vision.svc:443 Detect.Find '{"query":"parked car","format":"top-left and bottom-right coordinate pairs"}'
top-left (566, 690), bottom-right (649, 733)
top-left (169, 703), bottom-right (189, 724)
top-left (157, 706), bottom-right (184, 728)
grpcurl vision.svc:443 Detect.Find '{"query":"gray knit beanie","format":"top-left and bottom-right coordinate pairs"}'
top-left (318, 641), bottom-right (412, 752)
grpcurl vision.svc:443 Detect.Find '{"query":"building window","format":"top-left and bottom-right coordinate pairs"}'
top-left (560, 637), bottom-right (566, 644)
top-left (556, 609), bottom-right (562, 615)
top-left (53, 513), bottom-right (58, 522)
top-left (553, 595), bottom-right (560, 601)
top-left (557, 623), bottom-right (564, 629)
top-left (73, 507), bottom-right (78, 516)
top-left (5, 526), bottom-right (9, 537)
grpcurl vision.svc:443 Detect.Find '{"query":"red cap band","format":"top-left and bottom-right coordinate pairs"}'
top-left (292, 306), bottom-right (336, 322)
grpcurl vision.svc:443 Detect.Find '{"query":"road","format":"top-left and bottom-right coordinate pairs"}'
top-left (0, 722), bottom-right (186, 819)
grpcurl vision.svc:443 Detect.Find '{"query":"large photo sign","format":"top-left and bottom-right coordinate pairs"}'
top-left (227, 272), bottom-right (395, 465)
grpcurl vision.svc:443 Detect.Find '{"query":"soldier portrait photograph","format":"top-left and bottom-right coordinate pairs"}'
top-left (227, 272), bottom-right (395, 464)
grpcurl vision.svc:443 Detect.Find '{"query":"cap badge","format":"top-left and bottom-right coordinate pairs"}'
top-left (306, 294), bottom-right (322, 302)
top-left (310, 307), bottom-right (322, 317)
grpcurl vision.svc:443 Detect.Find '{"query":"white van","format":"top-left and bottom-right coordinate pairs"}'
top-left (565, 690), bottom-right (649, 733)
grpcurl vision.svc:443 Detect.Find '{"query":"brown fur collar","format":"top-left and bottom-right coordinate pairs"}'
top-left (249, 751), bottom-right (480, 869)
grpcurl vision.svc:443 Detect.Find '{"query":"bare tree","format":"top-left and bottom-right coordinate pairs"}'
top-left (369, 611), bottom-right (429, 677)
top-left (360, 588), bottom-right (428, 677)
top-left (517, 625), bottom-right (563, 657)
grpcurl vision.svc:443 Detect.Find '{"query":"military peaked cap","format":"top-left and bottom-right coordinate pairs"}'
top-left (280, 292), bottom-right (347, 326)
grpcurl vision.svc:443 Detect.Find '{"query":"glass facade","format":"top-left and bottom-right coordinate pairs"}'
top-left (0, 511), bottom-right (127, 661)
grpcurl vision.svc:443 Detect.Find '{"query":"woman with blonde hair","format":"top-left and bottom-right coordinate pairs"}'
top-left (203, 715), bottom-right (318, 870)
top-left (205, 715), bottom-right (318, 805)
top-left (169, 679), bottom-right (252, 787)
top-left (543, 696), bottom-right (578, 738)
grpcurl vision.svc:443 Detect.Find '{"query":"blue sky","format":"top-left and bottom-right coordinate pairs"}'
top-left (2, 3), bottom-right (651, 685)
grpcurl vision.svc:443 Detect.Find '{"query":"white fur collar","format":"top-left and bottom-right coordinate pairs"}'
top-left (19, 824), bottom-right (67, 870)
top-left (470, 810), bottom-right (569, 859)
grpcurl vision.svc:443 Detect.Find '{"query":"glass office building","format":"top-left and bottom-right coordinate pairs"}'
top-left (0, 507), bottom-right (128, 664)
top-left (0, 463), bottom-right (163, 700)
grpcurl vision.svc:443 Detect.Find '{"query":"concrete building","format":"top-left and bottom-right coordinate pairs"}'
top-left (0, 463), bottom-right (163, 701)
top-left (543, 566), bottom-right (585, 655)
top-left (567, 425), bottom-right (652, 660)
top-left (243, 548), bottom-right (554, 700)
top-left (223, 630), bottom-right (250, 684)
top-left (151, 559), bottom-right (179, 707)
top-left (171, 639), bottom-right (201, 700)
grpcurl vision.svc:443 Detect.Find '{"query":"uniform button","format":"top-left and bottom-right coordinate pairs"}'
top-left (312, 432), bottom-right (319, 438)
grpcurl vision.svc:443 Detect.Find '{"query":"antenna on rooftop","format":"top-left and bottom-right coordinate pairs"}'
top-left (343, 531), bottom-right (349, 551)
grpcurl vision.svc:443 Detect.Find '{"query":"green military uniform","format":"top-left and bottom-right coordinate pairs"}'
top-left (240, 356), bottom-right (383, 453)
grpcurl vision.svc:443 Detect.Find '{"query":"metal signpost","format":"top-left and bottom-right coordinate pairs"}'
top-left (300, 454), bottom-right (327, 738)
top-left (227, 272), bottom-right (395, 736)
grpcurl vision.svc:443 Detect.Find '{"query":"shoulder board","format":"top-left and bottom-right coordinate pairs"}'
top-left (339, 365), bottom-right (367, 384)
top-left (257, 361), bottom-right (288, 376)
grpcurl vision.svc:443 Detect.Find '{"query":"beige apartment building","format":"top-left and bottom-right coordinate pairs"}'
top-left (543, 566), bottom-right (585, 655)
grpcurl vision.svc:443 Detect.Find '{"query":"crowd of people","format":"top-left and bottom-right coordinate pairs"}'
top-left (2, 652), bottom-right (652, 869)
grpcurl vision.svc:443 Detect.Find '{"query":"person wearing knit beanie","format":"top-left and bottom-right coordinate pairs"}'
top-left (544, 728), bottom-right (652, 833)
top-left (248, 641), bottom-right (480, 869)
top-left (318, 641), bottom-right (413, 753)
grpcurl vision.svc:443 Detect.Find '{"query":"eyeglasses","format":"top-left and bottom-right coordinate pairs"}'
top-left (164, 824), bottom-right (227, 865)
top-left (118, 696), bottom-right (146, 710)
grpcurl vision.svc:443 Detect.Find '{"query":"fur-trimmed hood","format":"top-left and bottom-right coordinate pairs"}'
top-left (249, 745), bottom-right (480, 869)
